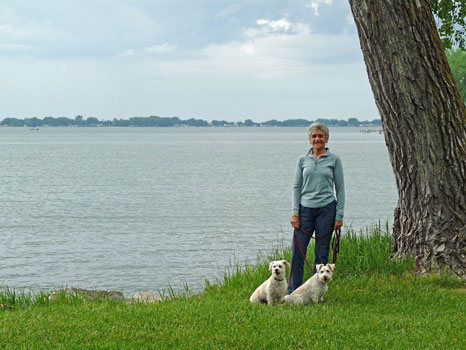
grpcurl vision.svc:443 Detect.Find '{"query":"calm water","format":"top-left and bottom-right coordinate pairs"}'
top-left (0, 127), bottom-right (397, 296)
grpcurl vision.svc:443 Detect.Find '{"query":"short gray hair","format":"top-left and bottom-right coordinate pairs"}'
top-left (308, 122), bottom-right (329, 138)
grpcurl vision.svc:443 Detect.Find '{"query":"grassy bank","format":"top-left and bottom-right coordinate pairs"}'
top-left (1, 225), bottom-right (464, 349)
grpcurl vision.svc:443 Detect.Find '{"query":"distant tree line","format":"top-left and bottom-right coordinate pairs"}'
top-left (0, 115), bottom-right (382, 127)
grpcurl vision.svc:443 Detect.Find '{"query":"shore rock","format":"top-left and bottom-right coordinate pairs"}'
top-left (48, 288), bottom-right (125, 302)
top-left (130, 291), bottom-right (163, 303)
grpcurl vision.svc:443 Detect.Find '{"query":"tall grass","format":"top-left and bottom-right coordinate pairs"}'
top-left (335, 222), bottom-right (413, 275)
top-left (0, 287), bottom-right (49, 308)
top-left (0, 222), bottom-right (414, 308)
top-left (210, 221), bottom-right (414, 297)
top-left (0, 224), bottom-right (463, 350)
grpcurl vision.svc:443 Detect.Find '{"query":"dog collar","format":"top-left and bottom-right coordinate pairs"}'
top-left (274, 278), bottom-right (284, 281)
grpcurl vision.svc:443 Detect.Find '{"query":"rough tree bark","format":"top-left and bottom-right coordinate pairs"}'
top-left (348, 0), bottom-right (466, 276)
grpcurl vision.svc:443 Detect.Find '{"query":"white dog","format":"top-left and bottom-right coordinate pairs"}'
top-left (284, 263), bottom-right (335, 305)
top-left (250, 260), bottom-right (289, 305)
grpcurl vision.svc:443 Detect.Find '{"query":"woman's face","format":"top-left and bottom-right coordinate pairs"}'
top-left (309, 129), bottom-right (328, 151)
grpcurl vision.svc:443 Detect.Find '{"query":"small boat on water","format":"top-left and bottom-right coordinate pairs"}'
top-left (360, 127), bottom-right (383, 134)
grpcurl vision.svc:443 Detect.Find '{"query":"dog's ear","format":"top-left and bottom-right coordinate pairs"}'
top-left (328, 264), bottom-right (335, 272)
top-left (282, 260), bottom-right (290, 267)
top-left (269, 261), bottom-right (274, 271)
top-left (316, 264), bottom-right (324, 272)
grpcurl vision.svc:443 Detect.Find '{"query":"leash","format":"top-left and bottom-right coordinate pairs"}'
top-left (287, 227), bottom-right (341, 289)
top-left (331, 228), bottom-right (341, 263)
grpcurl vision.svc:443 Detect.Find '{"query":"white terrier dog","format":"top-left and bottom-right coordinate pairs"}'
top-left (284, 263), bottom-right (335, 305)
top-left (250, 260), bottom-right (289, 305)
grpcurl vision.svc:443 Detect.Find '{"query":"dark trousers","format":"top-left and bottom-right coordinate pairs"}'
top-left (287, 201), bottom-right (336, 294)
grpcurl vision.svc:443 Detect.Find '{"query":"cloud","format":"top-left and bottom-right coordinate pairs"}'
top-left (0, 1), bottom-right (350, 60)
top-left (214, 3), bottom-right (241, 22)
top-left (0, 24), bottom-right (13, 34)
top-left (246, 17), bottom-right (311, 40)
top-left (240, 42), bottom-right (255, 55)
top-left (135, 17), bottom-right (360, 80)
top-left (118, 49), bottom-right (135, 57)
top-left (0, 43), bottom-right (38, 54)
top-left (0, 5), bottom-right (71, 56)
top-left (0, 1), bottom-right (377, 121)
top-left (143, 43), bottom-right (178, 54)
top-left (306, 0), bottom-right (334, 16)
top-left (256, 18), bottom-right (291, 32)
top-left (0, 2), bottom-right (161, 58)
top-left (345, 14), bottom-right (356, 27)
top-left (130, 19), bottom-right (313, 79)
top-left (117, 43), bottom-right (177, 58)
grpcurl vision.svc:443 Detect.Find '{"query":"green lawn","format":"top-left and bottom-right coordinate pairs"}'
top-left (1, 225), bottom-right (464, 349)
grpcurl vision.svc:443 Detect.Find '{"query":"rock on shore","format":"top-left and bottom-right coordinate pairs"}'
top-left (131, 291), bottom-right (163, 303)
top-left (47, 288), bottom-right (164, 304)
top-left (48, 288), bottom-right (125, 302)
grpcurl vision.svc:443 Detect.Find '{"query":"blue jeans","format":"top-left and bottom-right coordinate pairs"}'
top-left (287, 201), bottom-right (336, 295)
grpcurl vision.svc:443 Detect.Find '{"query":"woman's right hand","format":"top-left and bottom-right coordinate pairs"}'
top-left (291, 215), bottom-right (300, 230)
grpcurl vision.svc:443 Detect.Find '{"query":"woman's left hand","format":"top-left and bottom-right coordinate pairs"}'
top-left (334, 220), bottom-right (343, 230)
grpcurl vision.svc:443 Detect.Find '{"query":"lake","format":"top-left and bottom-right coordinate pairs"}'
top-left (0, 126), bottom-right (397, 296)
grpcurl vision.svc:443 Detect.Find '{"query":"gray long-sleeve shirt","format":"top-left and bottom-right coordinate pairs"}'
top-left (292, 148), bottom-right (345, 220)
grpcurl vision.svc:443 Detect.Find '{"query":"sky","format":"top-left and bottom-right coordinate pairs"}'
top-left (0, 0), bottom-right (380, 122)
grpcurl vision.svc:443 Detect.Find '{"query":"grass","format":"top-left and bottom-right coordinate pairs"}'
top-left (1, 223), bottom-right (464, 349)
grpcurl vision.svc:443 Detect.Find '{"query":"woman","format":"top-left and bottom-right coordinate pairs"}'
top-left (287, 122), bottom-right (344, 295)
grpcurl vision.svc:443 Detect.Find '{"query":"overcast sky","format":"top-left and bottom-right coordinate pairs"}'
top-left (0, 0), bottom-right (380, 122)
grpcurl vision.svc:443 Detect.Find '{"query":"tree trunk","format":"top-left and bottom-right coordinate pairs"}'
top-left (348, 0), bottom-right (466, 276)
